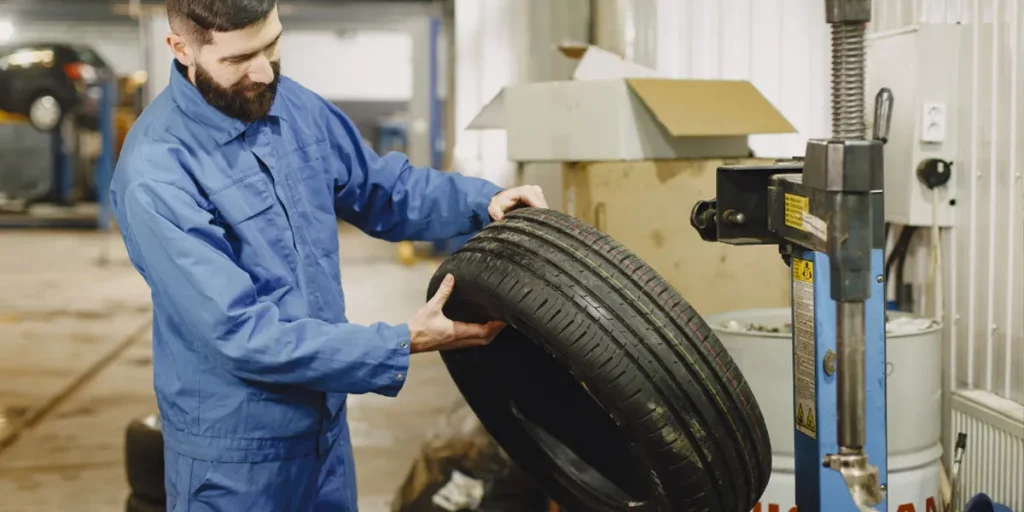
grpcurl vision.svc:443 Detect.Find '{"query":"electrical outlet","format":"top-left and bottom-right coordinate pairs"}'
top-left (921, 102), bottom-right (947, 143)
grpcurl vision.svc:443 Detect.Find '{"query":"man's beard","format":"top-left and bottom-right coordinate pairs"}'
top-left (195, 61), bottom-right (281, 123)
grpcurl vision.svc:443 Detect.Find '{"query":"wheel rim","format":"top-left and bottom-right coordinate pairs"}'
top-left (29, 96), bottom-right (61, 130)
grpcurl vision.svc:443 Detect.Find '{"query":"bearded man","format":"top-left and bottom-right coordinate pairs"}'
top-left (110, 1), bottom-right (546, 509)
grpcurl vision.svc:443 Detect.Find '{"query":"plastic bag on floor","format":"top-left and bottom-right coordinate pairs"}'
top-left (391, 399), bottom-right (548, 512)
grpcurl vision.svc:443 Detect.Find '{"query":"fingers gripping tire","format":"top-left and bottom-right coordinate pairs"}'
top-left (124, 414), bottom-right (165, 504)
top-left (427, 208), bottom-right (772, 512)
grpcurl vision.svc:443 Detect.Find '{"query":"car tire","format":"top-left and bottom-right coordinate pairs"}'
top-left (125, 493), bottom-right (165, 512)
top-left (427, 207), bottom-right (772, 512)
top-left (26, 92), bottom-right (63, 132)
top-left (124, 414), bottom-right (165, 504)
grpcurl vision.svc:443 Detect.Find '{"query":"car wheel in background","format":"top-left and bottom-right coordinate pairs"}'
top-left (26, 93), bottom-right (63, 132)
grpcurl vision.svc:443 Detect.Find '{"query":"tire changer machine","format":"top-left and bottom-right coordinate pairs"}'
top-left (693, 1), bottom-right (1015, 511)
top-left (691, 1), bottom-right (895, 510)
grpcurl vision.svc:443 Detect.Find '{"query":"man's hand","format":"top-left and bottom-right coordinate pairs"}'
top-left (488, 185), bottom-right (548, 221)
top-left (407, 274), bottom-right (506, 353)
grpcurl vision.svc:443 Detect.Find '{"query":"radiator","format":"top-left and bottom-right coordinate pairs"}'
top-left (950, 389), bottom-right (1024, 511)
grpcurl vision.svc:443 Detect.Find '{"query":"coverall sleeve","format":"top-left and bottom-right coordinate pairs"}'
top-left (120, 177), bottom-right (410, 397)
top-left (321, 99), bottom-right (505, 242)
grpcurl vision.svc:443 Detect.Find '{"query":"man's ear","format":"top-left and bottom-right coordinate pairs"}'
top-left (166, 33), bottom-right (191, 67)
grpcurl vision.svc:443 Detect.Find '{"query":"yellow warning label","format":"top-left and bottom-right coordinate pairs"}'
top-left (784, 194), bottom-right (810, 231)
top-left (793, 257), bottom-right (817, 439)
top-left (792, 258), bottom-right (814, 283)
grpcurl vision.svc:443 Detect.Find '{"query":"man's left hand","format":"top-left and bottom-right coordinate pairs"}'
top-left (488, 185), bottom-right (548, 221)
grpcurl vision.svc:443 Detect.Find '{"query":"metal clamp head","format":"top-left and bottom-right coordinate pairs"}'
top-left (823, 451), bottom-right (886, 511)
top-left (803, 139), bottom-right (884, 193)
top-left (690, 199), bottom-right (719, 242)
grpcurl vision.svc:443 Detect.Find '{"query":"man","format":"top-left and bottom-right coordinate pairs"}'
top-left (110, 1), bottom-right (547, 510)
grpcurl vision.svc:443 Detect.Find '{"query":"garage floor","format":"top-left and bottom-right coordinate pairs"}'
top-left (0, 224), bottom-right (463, 511)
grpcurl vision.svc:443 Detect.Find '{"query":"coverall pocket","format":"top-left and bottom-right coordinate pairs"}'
top-left (187, 455), bottom-right (320, 510)
top-left (211, 174), bottom-right (276, 226)
top-left (187, 459), bottom-right (215, 500)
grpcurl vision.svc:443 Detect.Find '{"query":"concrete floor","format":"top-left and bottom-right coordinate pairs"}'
top-left (0, 224), bottom-right (464, 511)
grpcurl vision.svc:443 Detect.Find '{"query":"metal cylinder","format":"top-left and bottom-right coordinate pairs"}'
top-left (827, 191), bottom-right (873, 302)
top-left (837, 300), bottom-right (866, 449)
top-left (831, 22), bottom-right (867, 140)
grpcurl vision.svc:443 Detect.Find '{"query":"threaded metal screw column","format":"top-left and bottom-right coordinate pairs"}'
top-left (831, 23), bottom-right (867, 140)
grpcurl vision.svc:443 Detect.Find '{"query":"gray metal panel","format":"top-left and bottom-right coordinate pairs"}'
top-left (0, 124), bottom-right (53, 203)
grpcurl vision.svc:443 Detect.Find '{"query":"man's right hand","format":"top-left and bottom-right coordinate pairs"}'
top-left (407, 274), bottom-right (506, 354)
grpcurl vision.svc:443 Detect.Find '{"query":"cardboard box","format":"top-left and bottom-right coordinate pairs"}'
top-left (468, 45), bottom-right (797, 161)
top-left (563, 158), bottom-right (792, 316)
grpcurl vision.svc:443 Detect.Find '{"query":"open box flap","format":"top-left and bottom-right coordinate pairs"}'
top-left (465, 89), bottom-right (507, 130)
top-left (625, 78), bottom-right (797, 136)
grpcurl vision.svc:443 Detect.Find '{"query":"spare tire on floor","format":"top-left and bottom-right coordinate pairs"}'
top-left (427, 207), bottom-right (772, 512)
top-left (124, 414), bottom-right (165, 505)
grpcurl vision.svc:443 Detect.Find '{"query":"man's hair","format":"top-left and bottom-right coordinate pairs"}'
top-left (167, 0), bottom-right (277, 46)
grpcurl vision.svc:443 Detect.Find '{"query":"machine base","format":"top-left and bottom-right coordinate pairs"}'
top-left (791, 247), bottom-right (889, 512)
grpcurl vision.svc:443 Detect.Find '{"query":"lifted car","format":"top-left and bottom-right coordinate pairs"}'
top-left (0, 43), bottom-right (115, 132)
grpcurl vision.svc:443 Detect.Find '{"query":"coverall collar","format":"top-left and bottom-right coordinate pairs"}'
top-left (169, 61), bottom-right (283, 145)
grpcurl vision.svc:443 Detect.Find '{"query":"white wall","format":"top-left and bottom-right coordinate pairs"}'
top-left (632, 0), bottom-right (832, 158)
top-left (452, 0), bottom-right (520, 187)
top-left (452, 0), bottom-right (589, 194)
top-left (869, 0), bottom-right (1024, 406)
top-left (143, 13), bottom-right (171, 105)
top-left (280, 30), bottom-right (412, 102)
top-left (141, 13), bottom-right (415, 104)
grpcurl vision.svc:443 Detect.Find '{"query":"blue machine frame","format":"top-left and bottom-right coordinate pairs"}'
top-left (0, 79), bottom-right (117, 229)
top-left (791, 247), bottom-right (889, 511)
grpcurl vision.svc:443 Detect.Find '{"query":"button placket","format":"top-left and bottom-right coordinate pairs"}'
top-left (258, 126), bottom-right (333, 318)
top-left (240, 130), bottom-right (301, 277)
top-left (281, 143), bottom-right (347, 319)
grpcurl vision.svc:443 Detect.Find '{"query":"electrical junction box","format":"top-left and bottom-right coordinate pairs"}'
top-left (867, 24), bottom-right (962, 227)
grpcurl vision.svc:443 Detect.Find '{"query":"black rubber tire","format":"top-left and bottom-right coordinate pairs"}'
top-left (427, 207), bottom-right (772, 512)
top-left (124, 414), bottom-right (166, 504)
top-left (126, 493), bottom-right (165, 512)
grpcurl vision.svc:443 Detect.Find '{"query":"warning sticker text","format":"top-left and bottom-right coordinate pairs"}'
top-left (784, 194), bottom-right (809, 232)
top-left (792, 257), bottom-right (816, 439)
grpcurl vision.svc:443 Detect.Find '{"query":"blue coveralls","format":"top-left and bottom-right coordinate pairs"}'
top-left (110, 62), bottom-right (503, 511)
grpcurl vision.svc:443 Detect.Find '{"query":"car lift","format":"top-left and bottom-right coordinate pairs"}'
top-left (690, 1), bottom-right (890, 510)
top-left (0, 79), bottom-right (117, 230)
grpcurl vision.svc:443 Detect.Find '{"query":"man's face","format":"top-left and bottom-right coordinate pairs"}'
top-left (170, 7), bottom-right (284, 123)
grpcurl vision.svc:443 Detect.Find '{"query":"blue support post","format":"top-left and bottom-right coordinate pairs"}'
top-left (95, 78), bottom-right (117, 230)
top-left (428, 15), bottom-right (443, 171)
top-left (428, 14), bottom-right (469, 256)
top-left (52, 119), bottom-right (75, 205)
top-left (792, 248), bottom-right (888, 512)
